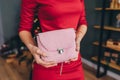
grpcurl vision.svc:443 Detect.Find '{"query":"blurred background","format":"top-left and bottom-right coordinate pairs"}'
top-left (0, 0), bottom-right (120, 80)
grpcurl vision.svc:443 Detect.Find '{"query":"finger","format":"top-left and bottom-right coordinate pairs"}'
top-left (45, 61), bottom-right (57, 65)
top-left (41, 61), bottom-right (58, 68)
top-left (36, 49), bottom-right (47, 57)
top-left (76, 43), bottom-right (80, 52)
top-left (32, 46), bottom-right (47, 57)
top-left (34, 54), bottom-right (57, 66)
top-left (43, 63), bottom-right (58, 68)
top-left (76, 46), bottom-right (79, 51)
top-left (65, 60), bottom-right (70, 63)
top-left (70, 57), bottom-right (78, 61)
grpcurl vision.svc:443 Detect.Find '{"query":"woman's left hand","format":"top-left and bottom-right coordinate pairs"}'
top-left (65, 31), bottom-right (82, 63)
top-left (75, 31), bottom-right (81, 52)
top-left (65, 25), bottom-right (87, 63)
top-left (70, 31), bottom-right (82, 61)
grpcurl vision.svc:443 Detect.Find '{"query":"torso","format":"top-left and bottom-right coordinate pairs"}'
top-left (36, 0), bottom-right (83, 32)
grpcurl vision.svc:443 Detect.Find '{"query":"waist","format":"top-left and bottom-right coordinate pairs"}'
top-left (33, 54), bottom-right (82, 71)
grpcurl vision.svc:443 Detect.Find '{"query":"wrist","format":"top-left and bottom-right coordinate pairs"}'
top-left (76, 31), bottom-right (83, 41)
top-left (26, 44), bottom-right (36, 51)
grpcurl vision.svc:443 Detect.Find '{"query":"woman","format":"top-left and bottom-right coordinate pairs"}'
top-left (19, 0), bottom-right (87, 80)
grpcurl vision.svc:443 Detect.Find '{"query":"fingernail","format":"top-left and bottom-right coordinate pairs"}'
top-left (37, 50), bottom-right (40, 53)
top-left (44, 54), bottom-right (47, 57)
top-left (42, 52), bottom-right (47, 57)
top-left (76, 49), bottom-right (78, 51)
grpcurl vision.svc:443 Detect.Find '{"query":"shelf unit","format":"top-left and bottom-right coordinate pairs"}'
top-left (93, 41), bottom-right (120, 52)
top-left (94, 26), bottom-right (120, 32)
top-left (91, 56), bottom-right (120, 71)
top-left (95, 8), bottom-right (120, 11)
top-left (93, 0), bottom-right (120, 78)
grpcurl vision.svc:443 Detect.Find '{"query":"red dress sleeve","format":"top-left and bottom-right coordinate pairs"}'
top-left (18, 0), bottom-right (38, 32)
top-left (78, 0), bottom-right (87, 26)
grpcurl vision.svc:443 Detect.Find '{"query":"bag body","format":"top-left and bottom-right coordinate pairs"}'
top-left (37, 28), bottom-right (78, 63)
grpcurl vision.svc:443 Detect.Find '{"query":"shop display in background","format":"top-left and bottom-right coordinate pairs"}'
top-left (0, 35), bottom-right (23, 56)
top-left (0, 16), bottom-right (39, 67)
top-left (0, 38), bottom-right (33, 67)
top-left (0, 16), bottom-right (39, 56)
top-left (106, 39), bottom-right (120, 50)
top-left (103, 52), bottom-right (111, 62)
top-left (116, 13), bottom-right (120, 28)
top-left (0, 15), bottom-right (39, 80)
top-left (110, 0), bottom-right (120, 8)
top-left (111, 53), bottom-right (119, 65)
top-left (93, 0), bottom-right (120, 77)
top-left (103, 52), bottom-right (119, 65)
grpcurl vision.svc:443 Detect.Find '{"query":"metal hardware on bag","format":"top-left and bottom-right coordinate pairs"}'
top-left (57, 49), bottom-right (64, 54)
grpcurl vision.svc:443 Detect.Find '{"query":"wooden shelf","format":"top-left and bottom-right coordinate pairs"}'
top-left (93, 41), bottom-right (106, 47)
top-left (95, 8), bottom-right (120, 10)
top-left (91, 56), bottom-right (120, 71)
top-left (93, 41), bottom-right (120, 52)
top-left (94, 26), bottom-right (120, 32)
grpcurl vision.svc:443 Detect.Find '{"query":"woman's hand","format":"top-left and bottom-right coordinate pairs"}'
top-left (75, 31), bottom-right (81, 52)
top-left (65, 26), bottom-right (87, 63)
top-left (69, 31), bottom-right (82, 61)
top-left (29, 44), bottom-right (57, 68)
top-left (19, 31), bottom-right (58, 68)
top-left (65, 31), bottom-right (81, 63)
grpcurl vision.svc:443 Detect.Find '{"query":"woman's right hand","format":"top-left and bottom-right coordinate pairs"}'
top-left (29, 45), bottom-right (57, 68)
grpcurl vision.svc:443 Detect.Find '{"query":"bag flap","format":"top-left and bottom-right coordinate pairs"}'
top-left (37, 28), bottom-right (76, 51)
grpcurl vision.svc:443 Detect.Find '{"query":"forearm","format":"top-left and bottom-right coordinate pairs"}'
top-left (19, 31), bottom-right (36, 51)
top-left (76, 25), bottom-right (87, 42)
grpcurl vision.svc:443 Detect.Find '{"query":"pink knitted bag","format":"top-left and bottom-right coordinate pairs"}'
top-left (37, 28), bottom-right (78, 63)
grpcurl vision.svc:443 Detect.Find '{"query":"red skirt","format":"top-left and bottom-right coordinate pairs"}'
top-left (32, 54), bottom-right (84, 80)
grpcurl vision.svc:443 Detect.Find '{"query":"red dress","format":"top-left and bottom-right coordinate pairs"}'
top-left (19, 0), bottom-right (87, 80)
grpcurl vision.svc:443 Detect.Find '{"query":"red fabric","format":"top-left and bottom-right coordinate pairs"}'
top-left (19, 0), bottom-right (87, 32)
top-left (19, 0), bottom-right (87, 80)
top-left (32, 54), bottom-right (85, 80)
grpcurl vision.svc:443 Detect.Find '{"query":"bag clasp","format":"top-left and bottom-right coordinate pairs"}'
top-left (57, 48), bottom-right (64, 54)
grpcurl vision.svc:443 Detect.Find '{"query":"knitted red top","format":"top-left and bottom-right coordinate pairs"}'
top-left (19, 0), bottom-right (87, 32)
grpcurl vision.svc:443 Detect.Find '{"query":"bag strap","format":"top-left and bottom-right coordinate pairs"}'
top-left (60, 62), bottom-right (64, 76)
